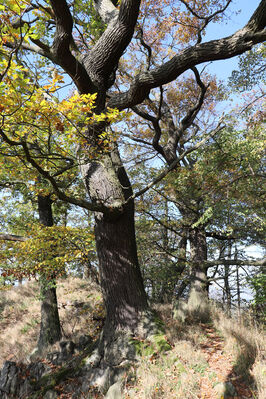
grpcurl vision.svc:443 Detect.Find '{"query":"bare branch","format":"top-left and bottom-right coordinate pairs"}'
top-left (132, 104), bottom-right (165, 158)
top-left (127, 123), bottom-right (225, 201)
top-left (179, 0), bottom-right (233, 43)
top-left (0, 234), bottom-right (27, 242)
top-left (206, 231), bottom-right (237, 240)
top-left (136, 27), bottom-right (152, 70)
top-left (180, 66), bottom-right (208, 131)
top-left (206, 258), bottom-right (266, 267)
top-left (0, 128), bottom-right (113, 214)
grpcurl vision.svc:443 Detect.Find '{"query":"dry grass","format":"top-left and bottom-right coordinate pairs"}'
top-left (0, 276), bottom-right (103, 367)
top-left (124, 304), bottom-right (210, 399)
top-left (125, 341), bottom-right (205, 398)
top-left (212, 308), bottom-right (266, 399)
top-left (124, 304), bottom-right (266, 399)
top-left (0, 284), bottom-right (265, 399)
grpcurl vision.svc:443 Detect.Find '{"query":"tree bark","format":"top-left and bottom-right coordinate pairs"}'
top-left (224, 243), bottom-right (232, 314)
top-left (236, 266), bottom-right (241, 317)
top-left (175, 234), bottom-right (189, 299)
top-left (80, 150), bottom-right (149, 333)
top-left (37, 195), bottom-right (61, 351)
top-left (187, 227), bottom-right (210, 321)
top-left (77, 151), bottom-right (159, 391)
top-left (95, 202), bottom-right (148, 330)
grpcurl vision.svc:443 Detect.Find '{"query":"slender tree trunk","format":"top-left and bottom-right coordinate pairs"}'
top-left (37, 195), bottom-right (61, 351)
top-left (224, 264), bottom-right (231, 313)
top-left (224, 243), bottom-right (232, 315)
top-left (236, 266), bottom-right (241, 317)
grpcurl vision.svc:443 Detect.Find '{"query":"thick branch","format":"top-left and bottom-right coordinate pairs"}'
top-left (206, 258), bottom-right (266, 267)
top-left (49, 0), bottom-right (94, 93)
top-left (3, 40), bottom-right (55, 61)
top-left (0, 234), bottom-right (27, 242)
top-left (206, 231), bottom-right (236, 240)
top-left (93, 0), bottom-right (118, 24)
top-left (82, 0), bottom-right (141, 98)
top-left (108, 0), bottom-right (266, 110)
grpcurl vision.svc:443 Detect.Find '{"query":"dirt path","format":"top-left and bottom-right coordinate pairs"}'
top-left (198, 324), bottom-right (256, 399)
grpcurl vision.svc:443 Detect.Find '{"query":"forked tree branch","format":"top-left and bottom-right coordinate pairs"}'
top-left (0, 128), bottom-right (113, 214)
top-left (108, 0), bottom-right (266, 110)
top-left (49, 0), bottom-right (95, 94)
top-left (127, 123), bottom-right (225, 202)
top-left (179, 0), bottom-right (233, 43)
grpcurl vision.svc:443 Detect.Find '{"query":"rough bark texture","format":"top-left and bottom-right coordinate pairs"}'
top-left (80, 151), bottom-right (149, 330)
top-left (77, 150), bottom-right (162, 393)
top-left (95, 205), bottom-right (148, 330)
top-left (224, 243), bottom-right (232, 314)
top-left (187, 228), bottom-right (210, 322)
top-left (37, 195), bottom-right (62, 352)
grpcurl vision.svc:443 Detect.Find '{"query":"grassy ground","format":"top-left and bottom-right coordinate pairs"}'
top-left (125, 304), bottom-right (266, 399)
top-left (0, 279), bottom-right (265, 398)
top-left (0, 277), bottom-right (104, 365)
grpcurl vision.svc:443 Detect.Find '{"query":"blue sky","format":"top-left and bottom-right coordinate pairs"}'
top-left (204, 0), bottom-right (261, 81)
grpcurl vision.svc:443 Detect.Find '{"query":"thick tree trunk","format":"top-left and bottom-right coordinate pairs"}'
top-left (38, 276), bottom-right (62, 349)
top-left (81, 150), bottom-right (149, 331)
top-left (37, 195), bottom-right (61, 351)
top-left (189, 227), bottom-right (208, 293)
top-left (187, 227), bottom-right (210, 322)
top-left (175, 233), bottom-right (188, 298)
top-left (95, 201), bottom-right (148, 330)
top-left (79, 151), bottom-right (161, 392)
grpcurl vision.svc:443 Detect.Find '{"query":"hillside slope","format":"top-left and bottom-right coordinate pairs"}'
top-left (0, 278), bottom-right (265, 398)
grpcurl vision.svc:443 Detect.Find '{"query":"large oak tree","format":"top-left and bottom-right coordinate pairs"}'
top-left (0, 0), bottom-right (265, 392)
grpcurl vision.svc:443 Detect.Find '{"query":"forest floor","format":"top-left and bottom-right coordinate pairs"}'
top-left (0, 277), bottom-right (265, 399)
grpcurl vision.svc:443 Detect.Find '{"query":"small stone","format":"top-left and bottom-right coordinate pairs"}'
top-left (214, 381), bottom-right (236, 398)
top-left (59, 340), bottom-right (75, 361)
top-left (47, 351), bottom-right (61, 365)
top-left (104, 381), bottom-right (123, 399)
top-left (85, 350), bottom-right (101, 367)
